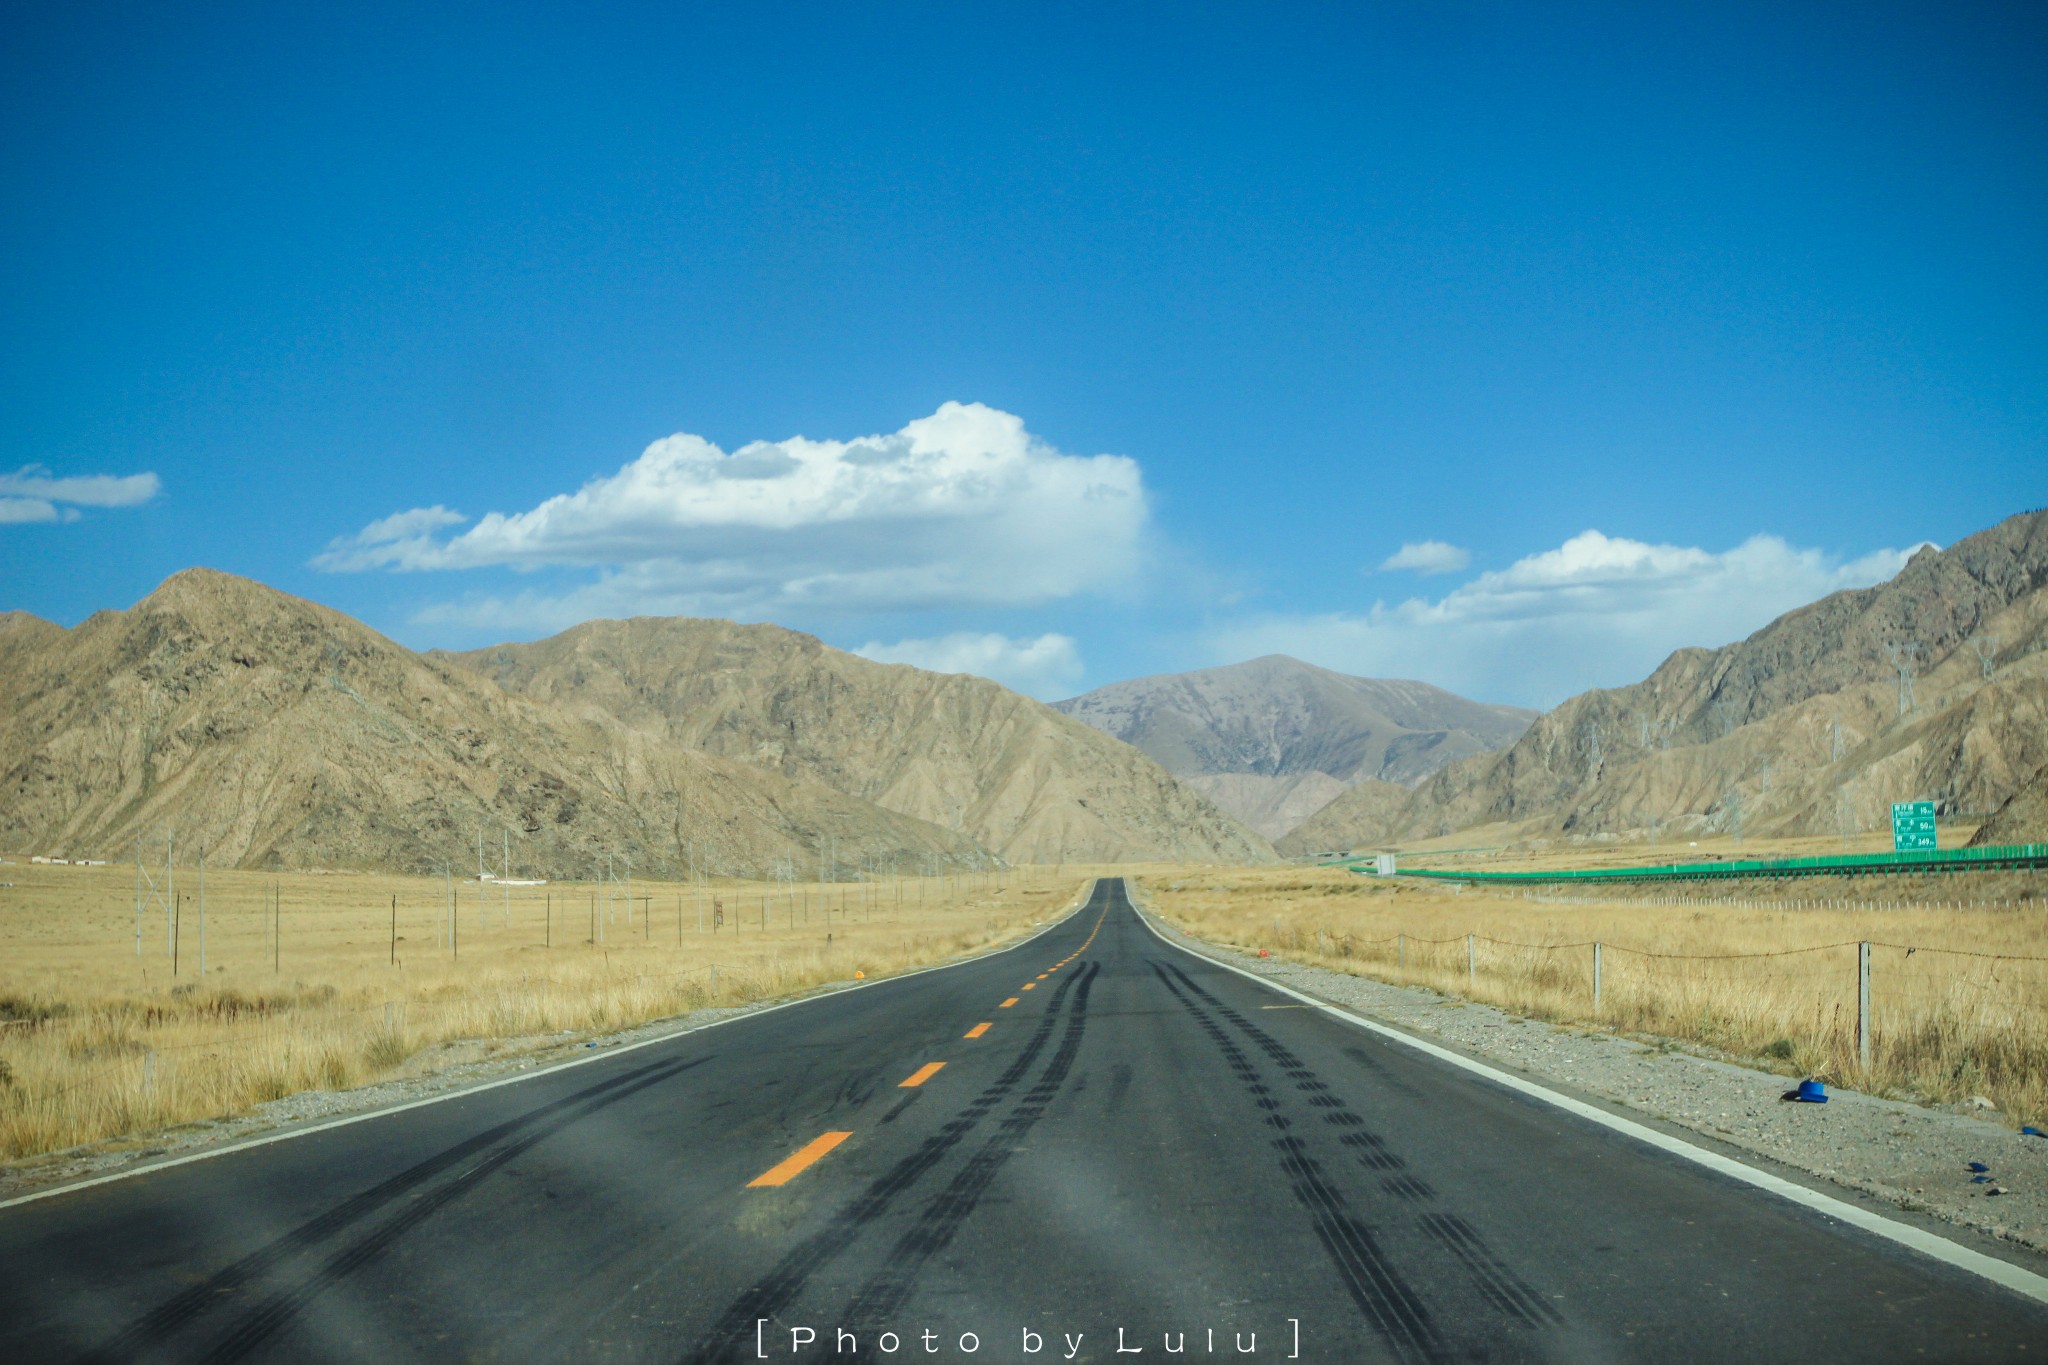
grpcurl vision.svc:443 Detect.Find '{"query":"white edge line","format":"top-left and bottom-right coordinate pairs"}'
top-left (0, 883), bottom-right (1101, 1213)
top-left (1132, 900), bottom-right (2048, 1309)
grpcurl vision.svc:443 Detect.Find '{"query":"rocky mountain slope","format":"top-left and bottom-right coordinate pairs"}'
top-left (440, 620), bottom-right (1272, 865)
top-left (0, 571), bottom-right (982, 876)
top-left (1052, 655), bottom-right (1533, 838)
top-left (1284, 508), bottom-right (2048, 854)
top-left (1970, 761), bottom-right (2048, 846)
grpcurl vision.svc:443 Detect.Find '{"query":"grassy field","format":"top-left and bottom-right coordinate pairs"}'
top-left (1143, 846), bottom-right (2048, 1127)
top-left (0, 858), bottom-right (1096, 1162)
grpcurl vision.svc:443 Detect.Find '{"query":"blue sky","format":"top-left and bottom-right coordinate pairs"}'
top-left (3, 2), bottom-right (2042, 706)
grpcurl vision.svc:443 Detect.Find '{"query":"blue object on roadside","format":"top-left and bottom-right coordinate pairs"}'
top-left (1792, 1079), bottom-right (1828, 1103)
top-left (1972, 1175), bottom-right (1991, 1184)
top-left (2023, 1126), bottom-right (2046, 1138)
top-left (1968, 1161), bottom-right (1990, 1172)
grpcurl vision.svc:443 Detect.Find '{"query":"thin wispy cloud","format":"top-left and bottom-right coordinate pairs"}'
top-left (854, 632), bottom-right (1084, 700)
top-left (1378, 540), bottom-right (1470, 575)
top-left (1212, 530), bottom-right (1925, 707)
top-left (319, 403), bottom-right (1148, 628)
top-left (0, 464), bottom-right (162, 525)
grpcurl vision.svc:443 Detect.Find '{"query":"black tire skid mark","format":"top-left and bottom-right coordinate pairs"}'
top-left (1416, 1213), bottom-right (1563, 1326)
top-left (834, 961), bottom-right (1101, 1353)
top-left (1148, 962), bottom-right (1443, 1364)
top-left (687, 966), bottom-right (1092, 1364)
top-left (191, 1057), bottom-right (704, 1363)
top-left (1160, 962), bottom-right (1561, 1335)
top-left (1379, 1175), bottom-right (1436, 1203)
top-left (74, 1055), bottom-right (706, 1365)
top-left (1342, 1044), bottom-right (1425, 1101)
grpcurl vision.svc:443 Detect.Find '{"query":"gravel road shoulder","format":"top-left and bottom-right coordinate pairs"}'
top-left (1140, 902), bottom-right (2048, 1261)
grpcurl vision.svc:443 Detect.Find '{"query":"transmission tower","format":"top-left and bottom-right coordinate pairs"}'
top-left (135, 830), bottom-right (173, 958)
top-left (1969, 635), bottom-right (1999, 680)
top-left (1888, 642), bottom-right (1919, 716)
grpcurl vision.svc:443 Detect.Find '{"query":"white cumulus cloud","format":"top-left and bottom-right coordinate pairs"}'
top-left (0, 498), bottom-right (61, 524)
top-left (318, 403), bottom-right (1148, 626)
top-left (854, 632), bottom-right (1085, 700)
top-left (1210, 530), bottom-right (1924, 708)
top-left (1379, 540), bottom-right (1470, 574)
top-left (0, 465), bottom-right (161, 525)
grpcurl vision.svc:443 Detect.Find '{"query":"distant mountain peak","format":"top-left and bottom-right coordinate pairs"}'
top-left (1051, 657), bottom-right (1533, 838)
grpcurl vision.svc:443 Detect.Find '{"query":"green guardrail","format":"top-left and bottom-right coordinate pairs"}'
top-left (1343, 842), bottom-right (2048, 885)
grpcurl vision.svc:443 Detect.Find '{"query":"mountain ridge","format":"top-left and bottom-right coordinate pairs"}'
top-left (1283, 508), bottom-right (2048, 854)
top-left (0, 569), bottom-right (986, 875)
top-left (437, 618), bottom-right (1273, 866)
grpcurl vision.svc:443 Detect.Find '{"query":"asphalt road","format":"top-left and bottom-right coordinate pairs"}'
top-left (2, 878), bottom-right (2045, 1363)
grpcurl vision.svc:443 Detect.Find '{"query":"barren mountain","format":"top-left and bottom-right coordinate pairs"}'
top-left (440, 620), bottom-right (1272, 865)
top-left (1283, 508), bottom-right (2048, 854)
top-left (1178, 771), bottom-right (1352, 842)
top-left (1052, 656), bottom-right (1533, 838)
top-left (1970, 761), bottom-right (2048, 846)
top-left (0, 571), bottom-right (982, 876)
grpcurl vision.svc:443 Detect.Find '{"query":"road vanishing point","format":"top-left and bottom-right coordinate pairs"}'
top-left (3, 879), bottom-right (2045, 1362)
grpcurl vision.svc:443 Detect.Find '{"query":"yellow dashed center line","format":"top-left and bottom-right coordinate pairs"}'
top-left (748, 1131), bottom-right (853, 1188)
top-left (748, 889), bottom-right (1121, 1196)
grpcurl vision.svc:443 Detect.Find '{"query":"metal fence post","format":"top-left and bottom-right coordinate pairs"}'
top-left (1398, 933), bottom-right (1404, 968)
top-left (1858, 941), bottom-right (1871, 1070)
top-left (1467, 933), bottom-right (1475, 987)
top-left (1593, 942), bottom-right (1603, 1011)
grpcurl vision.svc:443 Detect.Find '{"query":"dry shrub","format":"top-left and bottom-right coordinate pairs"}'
top-left (0, 862), bottom-right (1095, 1161)
top-left (1141, 862), bottom-right (2048, 1128)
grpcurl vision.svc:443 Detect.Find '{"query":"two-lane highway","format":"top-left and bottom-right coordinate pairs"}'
top-left (2, 879), bottom-right (2044, 1361)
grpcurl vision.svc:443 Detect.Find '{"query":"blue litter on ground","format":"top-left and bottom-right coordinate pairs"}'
top-left (1781, 1079), bottom-right (1829, 1103)
top-left (1972, 1175), bottom-right (1991, 1184)
top-left (2023, 1126), bottom-right (2047, 1138)
top-left (1968, 1161), bottom-right (1991, 1172)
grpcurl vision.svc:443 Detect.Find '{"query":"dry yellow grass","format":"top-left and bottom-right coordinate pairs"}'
top-left (1142, 853), bottom-right (2048, 1128)
top-left (0, 858), bottom-right (1097, 1162)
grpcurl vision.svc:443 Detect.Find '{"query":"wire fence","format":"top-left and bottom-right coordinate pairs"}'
top-left (1255, 916), bottom-right (2048, 1121)
top-left (0, 869), bottom-right (1086, 1161)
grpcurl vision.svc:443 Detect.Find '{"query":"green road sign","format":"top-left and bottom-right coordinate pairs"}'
top-left (1892, 800), bottom-right (1937, 852)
